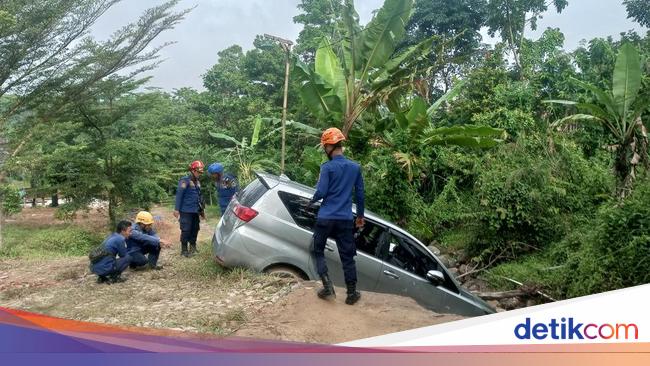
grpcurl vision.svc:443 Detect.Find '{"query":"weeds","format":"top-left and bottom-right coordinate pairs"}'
top-left (0, 226), bottom-right (102, 258)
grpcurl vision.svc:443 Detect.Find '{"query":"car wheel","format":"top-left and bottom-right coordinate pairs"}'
top-left (265, 266), bottom-right (306, 281)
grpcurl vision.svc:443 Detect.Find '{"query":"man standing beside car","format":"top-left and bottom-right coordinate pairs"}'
top-left (310, 127), bottom-right (365, 305)
top-left (207, 162), bottom-right (239, 215)
top-left (174, 160), bottom-right (205, 257)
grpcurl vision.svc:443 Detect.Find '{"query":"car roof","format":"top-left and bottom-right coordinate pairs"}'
top-left (254, 170), bottom-right (414, 239)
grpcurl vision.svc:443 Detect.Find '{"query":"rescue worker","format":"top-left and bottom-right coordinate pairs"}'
top-left (207, 162), bottom-right (239, 214)
top-left (174, 160), bottom-right (205, 257)
top-left (127, 211), bottom-right (169, 270)
top-left (310, 127), bottom-right (365, 305)
top-left (90, 220), bottom-right (133, 284)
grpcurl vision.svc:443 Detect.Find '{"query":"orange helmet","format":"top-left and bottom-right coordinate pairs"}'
top-left (320, 127), bottom-right (346, 146)
top-left (189, 160), bottom-right (204, 172)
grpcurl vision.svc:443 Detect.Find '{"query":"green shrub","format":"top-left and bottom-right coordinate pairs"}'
top-left (485, 252), bottom-right (567, 299)
top-left (405, 178), bottom-right (479, 243)
top-left (561, 179), bottom-right (650, 297)
top-left (0, 225), bottom-right (103, 258)
top-left (364, 146), bottom-right (416, 223)
top-left (471, 107), bottom-right (536, 136)
top-left (0, 184), bottom-right (22, 216)
top-left (468, 134), bottom-right (613, 259)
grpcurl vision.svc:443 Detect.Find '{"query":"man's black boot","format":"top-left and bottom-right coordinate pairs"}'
top-left (189, 243), bottom-right (198, 256)
top-left (345, 282), bottom-right (361, 305)
top-left (181, 242), bottom-right (189, 257)
top-left (317, 274), bottom-right (336, 299)
top-left (97, 276), bottom-right (109, 284)
top-left (110, 275), bottom-right (126, 284)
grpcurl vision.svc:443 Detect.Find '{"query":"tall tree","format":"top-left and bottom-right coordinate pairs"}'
top-left (404, 0), bottom-right (488, 92)
top-left (624, 0), bottom-right (650, 28)
top-left (485, 0), bottom-right (568, 71)
top-left (293, 0), bottom-right (344, 61)
top-left (1, 1), bottom-right (189, 120)
top-left (203, 37), bottom-right (293, 142)
top-left (0, 0), bottom-right (190, 152)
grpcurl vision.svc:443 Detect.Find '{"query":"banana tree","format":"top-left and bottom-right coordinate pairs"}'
top-left (546, 43), bottom-right (649, 197)
top-left (209, 116), bottom-right (320, 183)
top-left (295, 0), bottom-right (445, 136)
top-left (378, 81), bottom-right (508, 182)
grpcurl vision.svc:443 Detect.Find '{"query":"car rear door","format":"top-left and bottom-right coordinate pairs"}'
top-left (314, 237), bottom-right (382, 292)
top-left (278, 191), bottom-right (381, 291)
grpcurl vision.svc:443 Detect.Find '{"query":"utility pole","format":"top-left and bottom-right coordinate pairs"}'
top-left (264, 34), bottom-right (293, 175)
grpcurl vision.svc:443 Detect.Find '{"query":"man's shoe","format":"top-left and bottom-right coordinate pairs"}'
top-left (345, 282), bottom-right (361, 305)
top-left (181, 251), bottom-right (190, 258)
top-left (97, 276), bottom-right (109, 284)
top-left (317, 274), bottom-right (336, 299)
top-left (131, 265), bottom-right (148, 271)
top-left (110, 276), bottom-right (126, 284)
top-left (189, 244), bottom-right (199, 254)
top-left (147, 264), bottom-right (163, 270)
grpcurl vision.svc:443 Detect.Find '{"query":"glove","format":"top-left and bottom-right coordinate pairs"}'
top-left (355, 217), bottom-right (365, 228)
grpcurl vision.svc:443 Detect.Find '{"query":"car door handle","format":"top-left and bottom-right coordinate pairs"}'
top-left (383, 270), bottom-right (399, 279)
top-left (325, 244), bottom-right (335, 252)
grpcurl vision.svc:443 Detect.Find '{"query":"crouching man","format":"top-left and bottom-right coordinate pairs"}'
top-left (90, 220), bottom-right (133, 284)
top-left (127, 211), bottom-right (170, 270)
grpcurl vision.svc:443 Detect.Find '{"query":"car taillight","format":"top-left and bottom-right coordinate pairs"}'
top-left (233, 203), bottom-right (258, 222)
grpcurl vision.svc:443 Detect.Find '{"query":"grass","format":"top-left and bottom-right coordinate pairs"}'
top-left (177, 241), bottom-right (226, 280)
top-left (482, 252), bottom-right (565, 298)
top-left (0, 224), bottom-right (103, 258)
top-left (222, 308), bottom-right (247, 323)
top-left (438, 226), bottom-right (479, 251)
top-left (177, 241), bottom-right (263, 288)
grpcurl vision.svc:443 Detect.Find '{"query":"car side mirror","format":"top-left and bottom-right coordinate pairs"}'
top-left (426, 270), bottom-right (445, 286)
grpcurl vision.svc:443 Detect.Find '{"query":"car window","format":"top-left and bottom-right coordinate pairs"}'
top-left (385, 232), bottom-right (459, 293)
top-left (354, 221), bottom-right (384, 256)
top-left (238, 179), bottom-right (268, 207)
top-left (278, 191), bottom-right (319, 231)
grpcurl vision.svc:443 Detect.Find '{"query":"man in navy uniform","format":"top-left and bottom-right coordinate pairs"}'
top-left (174, 160), bottom-right (205, 257)
top-left (90, 220), bottom-right (133, 284)
top-left (127, 211), bottom-right (169, 270)
top-left (310, 127), bottom-right (365, 305)
top-left (207, 162), bottom-right (239, 215)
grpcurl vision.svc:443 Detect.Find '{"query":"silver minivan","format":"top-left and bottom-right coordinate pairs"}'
top-left (212, 171), bottom-right (494, 317)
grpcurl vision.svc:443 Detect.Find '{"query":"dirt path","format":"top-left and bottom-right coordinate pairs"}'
top-left (235, 283), bottom-right (464, 343)
top-left (0, 206), bottom-right (463, 343)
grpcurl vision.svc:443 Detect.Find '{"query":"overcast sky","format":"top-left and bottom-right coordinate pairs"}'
top-left (90, 0), bottom-right (647, 91)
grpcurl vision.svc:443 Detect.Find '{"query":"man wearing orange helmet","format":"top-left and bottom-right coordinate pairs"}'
top-left (310, 127), bottom-right (365, 305)
top-left (174, 160), bottom-right (205, 257)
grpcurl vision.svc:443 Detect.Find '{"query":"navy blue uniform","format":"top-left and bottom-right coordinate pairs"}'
top-left (91, 233), bottom-right (131, 278)
top-left (175, 175), bottom-right (202, 254)
top-left (126, 223), bottom-right (161, 268)
top-left (215, 172), bottom-right (239, 214)
top-left (311, 155), bottom-right (365, 285)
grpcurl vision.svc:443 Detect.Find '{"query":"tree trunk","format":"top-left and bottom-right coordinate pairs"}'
top-left (51, 193), bottom-right (59, 207)
top-left (473, 289), bottom-right (534, 300)
top-left (616, 119), bottom-right (648, 200)
top-left (108, 190), bottom-right (117, 227)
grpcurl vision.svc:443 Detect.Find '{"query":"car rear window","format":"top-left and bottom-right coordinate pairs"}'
top-left (237, 179), bottom-right (268, 207)
top-left (278, 191), bottom-right (318, 231)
